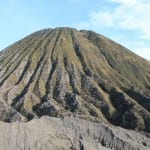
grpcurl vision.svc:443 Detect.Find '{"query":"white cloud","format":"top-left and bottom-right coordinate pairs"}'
top-left (109, 0), bottom-right (139, 5)
top-left (78, 0), bottom-right (150, 40)
top-left (90, 0), bottom-right (150, 39)
top-left (76, 0), bottom-right (150, 60)
top-left (132, 48), bottom-right (150, 60)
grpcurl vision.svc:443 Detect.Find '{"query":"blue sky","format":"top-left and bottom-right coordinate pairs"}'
top-left (0, 0), bottom-right (150, 60)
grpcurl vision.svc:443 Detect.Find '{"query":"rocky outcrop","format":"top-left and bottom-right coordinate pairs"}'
top-left (0, 116), bottom-right (149, 150)
top-left (0, 100), bottom-right (26, 122)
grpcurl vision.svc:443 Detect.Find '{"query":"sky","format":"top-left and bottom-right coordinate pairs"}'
top-left (0, 0), bottom-right (150, 60)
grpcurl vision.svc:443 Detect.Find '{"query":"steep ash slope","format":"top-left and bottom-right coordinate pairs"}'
top-left (0, 27), bottom-right (150, 132)
top-left (0, 116), bottom-right (149, 150)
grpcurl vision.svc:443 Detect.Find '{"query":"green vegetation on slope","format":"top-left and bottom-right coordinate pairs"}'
top-left (0, 27), bottom-right (149, 132)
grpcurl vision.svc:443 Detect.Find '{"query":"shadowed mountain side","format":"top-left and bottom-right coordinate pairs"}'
top-left (0, 27), bottom-right (150, 132)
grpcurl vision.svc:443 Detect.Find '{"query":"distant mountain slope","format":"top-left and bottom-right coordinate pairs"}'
top-left (81, 30), bottom-right (150, 89)
top-left (0, 27), bottom-right (149, 132)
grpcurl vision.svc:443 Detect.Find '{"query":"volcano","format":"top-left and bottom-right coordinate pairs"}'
top-left (0, 27), bottom-right (150, 149)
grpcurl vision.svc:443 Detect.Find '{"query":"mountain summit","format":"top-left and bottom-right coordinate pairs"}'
top-left (0, 27), bottom-right (150, 132)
